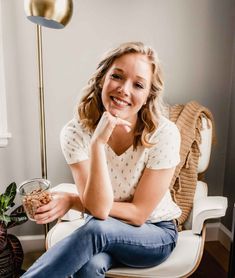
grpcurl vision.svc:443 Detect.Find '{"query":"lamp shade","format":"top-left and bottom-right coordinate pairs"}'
top-left (24, 0), bottom-right (73, 29)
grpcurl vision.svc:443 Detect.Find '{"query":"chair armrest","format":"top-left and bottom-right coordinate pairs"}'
top-left (192, 196), bottom-right (228, 234)
top-left (50, 183), bottom-right (83, 221)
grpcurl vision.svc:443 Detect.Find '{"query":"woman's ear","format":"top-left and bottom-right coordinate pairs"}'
top-left (143, 98), bottom-right (148, 106)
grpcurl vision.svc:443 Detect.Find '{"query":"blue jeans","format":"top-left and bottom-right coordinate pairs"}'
top-left (21, 216), bottom-right (178, 278)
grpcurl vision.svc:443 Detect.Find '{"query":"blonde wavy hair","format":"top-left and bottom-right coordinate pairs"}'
top-left (77, 41), bottom-right (166, 149)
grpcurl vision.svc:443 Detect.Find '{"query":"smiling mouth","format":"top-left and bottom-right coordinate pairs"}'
top-left (111, 96), bottom-right (131, 106)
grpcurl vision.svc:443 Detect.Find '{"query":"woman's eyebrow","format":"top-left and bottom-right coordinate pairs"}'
top-left (112, 68), bottom-right (124, 72)
top-left (112, 68), bottom-right (147, 82)
top-left (136, 76), bottom-right (147, 82)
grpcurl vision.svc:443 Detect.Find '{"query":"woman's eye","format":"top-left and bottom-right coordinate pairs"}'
top-left (135, 83), bottom-right (144, 89)
top-left (110, 73), bottom-right (122, 80)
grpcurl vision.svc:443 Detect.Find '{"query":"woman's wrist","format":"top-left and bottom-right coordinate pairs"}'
top-left (90, 139), bottom-right (107, 156)
top-left (90, 138), bottom-right (105, 148)
top-left (69, 193), bottom-right (84, 213)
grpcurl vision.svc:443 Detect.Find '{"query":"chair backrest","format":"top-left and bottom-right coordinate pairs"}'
top-left (183, 115), bottom-right (213, 230)
top-left (197, 116), bottom-right (213, 174)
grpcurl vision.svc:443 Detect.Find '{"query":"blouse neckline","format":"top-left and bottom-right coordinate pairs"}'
top-left (106, 144), bottom-right (134, 157)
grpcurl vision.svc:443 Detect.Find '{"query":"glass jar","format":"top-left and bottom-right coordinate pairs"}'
top-left (17, 178), bottom-right (51, 221)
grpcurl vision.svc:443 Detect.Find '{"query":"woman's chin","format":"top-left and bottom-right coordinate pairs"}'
top-left (107, 107), bottom-right (120, 117)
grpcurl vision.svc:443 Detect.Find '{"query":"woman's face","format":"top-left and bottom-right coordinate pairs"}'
top-left (101, 53), bottom-right (152, 126)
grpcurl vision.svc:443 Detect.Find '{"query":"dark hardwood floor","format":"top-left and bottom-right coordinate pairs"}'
top-left (23, 250), bottom-right (44, 271)
top-left (190, 241), bottom-right (229, 278)
top-left (22, 241), bottom-right (230, 277)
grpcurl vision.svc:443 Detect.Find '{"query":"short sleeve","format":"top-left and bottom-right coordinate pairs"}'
top-left (60, 119), bottom-right (91, 164)
top-left (146, 118), bottom-right (181, 170)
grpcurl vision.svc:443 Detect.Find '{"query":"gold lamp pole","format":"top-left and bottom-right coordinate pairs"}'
top-left (24, 0), bottom-right (73, 236)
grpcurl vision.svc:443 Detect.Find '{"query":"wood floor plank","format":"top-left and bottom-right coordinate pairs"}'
top-left (205, 241), bottom-right (229, 272)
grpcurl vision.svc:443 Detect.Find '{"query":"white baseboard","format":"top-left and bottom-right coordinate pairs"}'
top-left (206, 222), bottom-right (232, 250)
top-left (18, 235), bottom-right (45, 254)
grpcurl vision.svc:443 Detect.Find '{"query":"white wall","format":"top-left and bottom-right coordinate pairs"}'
top-left (0, 0), bottom-right (234, 235)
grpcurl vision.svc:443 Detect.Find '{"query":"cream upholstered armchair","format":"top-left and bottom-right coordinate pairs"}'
top-left (46, 115), bottom-right (227, 278)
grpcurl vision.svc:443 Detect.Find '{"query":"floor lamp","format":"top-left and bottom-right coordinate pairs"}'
top-left (24, 0), bottom-right (73, 236)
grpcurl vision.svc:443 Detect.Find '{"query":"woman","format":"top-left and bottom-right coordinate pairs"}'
top-left (22, 42), bottom-right (181, 278)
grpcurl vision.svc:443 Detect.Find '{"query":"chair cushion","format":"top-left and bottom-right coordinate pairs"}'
top-left (46, 219), bottom-right (85, 249)
top-left (46, 220), bottom-right (203, 278)
top-left (106, 230), bottom-right (203, 278)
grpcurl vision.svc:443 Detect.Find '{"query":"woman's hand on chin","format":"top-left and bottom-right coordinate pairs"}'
top-left (91, 111), bottom-right (131, 145)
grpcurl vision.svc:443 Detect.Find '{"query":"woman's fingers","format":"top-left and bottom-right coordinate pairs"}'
top-left (106, 111), bottom-right (132, 129)
top-left (34, 211), bottom-right (54, 224)
top-left (36, 200), bottom-right (55, 213)
top-left (34, 192), bottom-right (72, 224)
top-left (34, 204), bottom-right (61, 224)
top-left (115, 117), bottom-right (132, 132)
top-left (35, 212), bottom-right (57, 224)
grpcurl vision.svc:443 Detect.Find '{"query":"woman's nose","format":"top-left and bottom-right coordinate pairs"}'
top-left (118, 81), bottom-right (131, 96)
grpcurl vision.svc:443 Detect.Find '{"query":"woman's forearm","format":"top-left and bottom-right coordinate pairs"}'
top-left (110, 201), bottom-right (145, 226)
top-left (83, 141), bottom-right (113, 219)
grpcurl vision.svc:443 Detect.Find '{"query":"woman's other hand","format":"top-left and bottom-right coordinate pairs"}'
top-left (34, 192), bottom-right (74, 224)
top-left (92, 111), bottom-right (131, 145)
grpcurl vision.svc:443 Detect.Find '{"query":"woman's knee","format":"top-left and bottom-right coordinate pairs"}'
top-left (85, 217), bottom-right (114, 236)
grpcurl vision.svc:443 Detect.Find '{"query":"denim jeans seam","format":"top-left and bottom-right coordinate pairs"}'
top-left (106, 238), bottom-right (176, 249)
